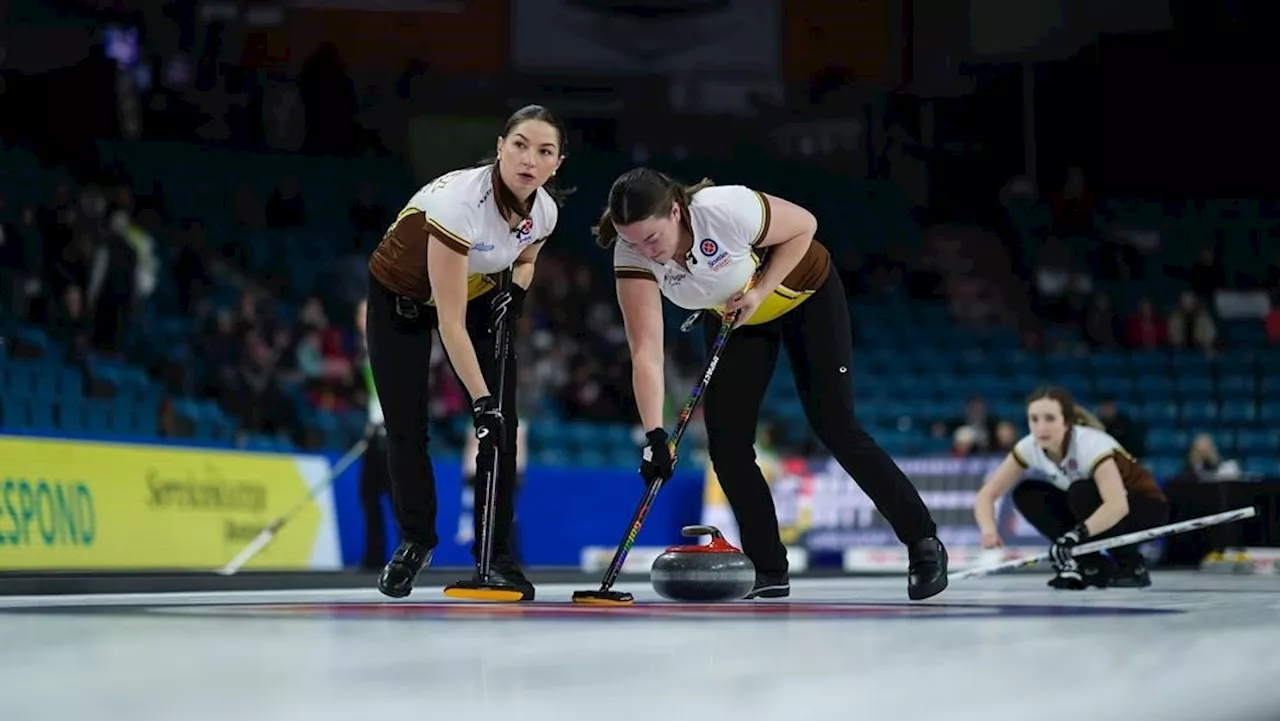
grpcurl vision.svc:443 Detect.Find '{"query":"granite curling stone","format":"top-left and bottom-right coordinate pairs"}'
top-left (650, 525), bottom-right (756, 602)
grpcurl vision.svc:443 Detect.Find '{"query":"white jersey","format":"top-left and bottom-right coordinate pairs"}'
top-left (372, 164), bottom-right (558, 302)
top-left (1011, 425), bottom-right (1135, 492)
top-left (614, 185), bottom-right (766, 312)
top-left (406, 164), bottom-right (557, 271)
top-left (613, 185), bottom-right (830, 326)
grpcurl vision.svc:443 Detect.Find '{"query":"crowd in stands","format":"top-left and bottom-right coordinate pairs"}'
top-left (0, 140), bottom-right (676, 455)
top-left (1004, 167), bottom-right (1280, 354)
top-left (964, 165), bottom-right (1280, 478)
top-left (3, 142), bottom-right (1280, 476)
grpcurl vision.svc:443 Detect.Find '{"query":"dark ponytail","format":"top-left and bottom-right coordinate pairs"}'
top-left (592, 168), bottom-right (715, 249)
top-left (592, 208), bottom-right (619, 249)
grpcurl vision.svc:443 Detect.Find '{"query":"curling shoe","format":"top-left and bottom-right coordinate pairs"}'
top-left (377, 540), bottom-right (433, 599)
top-left (1109, 557), bottom-right (1152, 588)
top-left (1049, 554), bottom-right (1113, 590)
top-left (907, 536), bottom-right (949, 600)
top-left (1078, 554), bottom-right (1114, 589)
top-left (488, 549), bottom-right (536, 600)
top-left (1048, 567), bottom-right (1087, 590)
top-left (744, 570), bottom-right (791, 599)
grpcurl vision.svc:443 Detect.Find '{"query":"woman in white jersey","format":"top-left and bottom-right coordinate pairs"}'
top-left (593, 168), bottom-right (949, 602)
top-left (973, 386), bottom-right (1169, 589)
top-left (365, 105), bottom-right (570, 600)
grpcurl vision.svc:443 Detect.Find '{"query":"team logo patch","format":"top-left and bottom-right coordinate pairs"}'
top-left (699, 238), bottom-right (719, 256)
top-left (515, 218), bottom-right (535, 244)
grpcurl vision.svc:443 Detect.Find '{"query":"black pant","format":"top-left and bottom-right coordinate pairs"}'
top-left (358, 427), bottom-right (390, 568)
top-left (701, 271), bottom-right (938, 573)
top-left (465, 470), bottom-right (523, 563)
top-left (364, 272), bottom-right (520, 558)
top-left (1012, 479), bottom-right (1169, 565)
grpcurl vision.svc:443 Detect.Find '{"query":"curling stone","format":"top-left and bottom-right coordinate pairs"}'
top-left (650, 525), bottom-right (756, 602)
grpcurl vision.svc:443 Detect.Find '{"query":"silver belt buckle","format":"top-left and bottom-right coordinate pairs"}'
top-left (394, 296), bottom-right (420, 319)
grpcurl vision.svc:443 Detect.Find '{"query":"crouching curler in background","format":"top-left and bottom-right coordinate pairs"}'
top-left (973, 386), bottom-right (1170, 589)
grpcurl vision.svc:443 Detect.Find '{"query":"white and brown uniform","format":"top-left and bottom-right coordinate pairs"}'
top-left (1011, 425), bottom-right (1166, 501)
top-left (369, 164), bottom-right (558, 303)
top-left (613, 185), bottom-right (831, 326)
top-left (363, 164), bottom-right (554, 553)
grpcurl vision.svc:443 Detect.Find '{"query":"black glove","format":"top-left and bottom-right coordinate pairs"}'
top-left (489, 284), bottom-right (526, 331)
top-left (639, 428), bottom-right (675, 486)
top-left (1048, 522), bottom-right (1089, 572)
top-left (471, 395), bottom-right (504, 444)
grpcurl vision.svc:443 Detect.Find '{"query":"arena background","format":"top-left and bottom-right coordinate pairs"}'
top-left (1, 0), bottom-right (1277, 591)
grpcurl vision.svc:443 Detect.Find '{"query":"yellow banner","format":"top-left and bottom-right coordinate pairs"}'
top-left (701, 446), bottom-right (813, 548)
top-left (0, 436), bottom-right (336, 571)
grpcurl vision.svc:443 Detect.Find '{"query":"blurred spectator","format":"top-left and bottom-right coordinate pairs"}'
top-left (172, 220), bottom-right (212, 314)
top-left (349, 179), bottom-right (388, 248)
top-left (1167, 290), bottom-right (1217, 353)
top-left (951, 425), bottom-right (979, 457)
top-left (1188, 244), bottom-right (1227, 297)
top-left (234, 184), bottom-right (267, 231)
top-left (1049, 166), bottom-right (1096, 236)
top-left (49, 284), bottom-right (92, 358)
top-left (1095, 398), bottom-right (1147, 458)
top-left (993, 420), bottom-right (1018, 453)
top-left (0, 199), bottom-right (33, 310)
top-left (221, 329), bottom-right (300, 442)
top-left (1124, 297), bottom-right (1167, 349)
top-left (945, 395), bottom-right (999, 452)
top-left (297, 42), bottom-right (361, 155)
top-left (199, 308), bottom-right (243, 391)
top-left (86, 224), bottom-right (136, 353)
top-left (265, 175), bottom-right (306, 228)
top-left (1174, 433), bottom-right (1241, 482)
top-left (1082, 292), bottom-right (1123, 349)
top-left (1033, 236), bottom-right (1092, 324)
top-left (998, 173), bottom-right (1039, 208)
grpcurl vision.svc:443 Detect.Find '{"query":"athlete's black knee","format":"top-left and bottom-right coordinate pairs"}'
top-left (1012, 480), bottom-right (1075, 539)
top-left (1066, 481), bottom-right (1103, 519)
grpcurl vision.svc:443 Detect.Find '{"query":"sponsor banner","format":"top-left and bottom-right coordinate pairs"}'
top-left (702, 453), bottom-right (1049, 556)
top-left (0, 435), bottom-right (341, 571)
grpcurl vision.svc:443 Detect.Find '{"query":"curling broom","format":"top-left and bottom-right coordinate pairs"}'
top-left (572, 261), bottom-right (767, 605)
top-left (443, 269), bottom-right (526, 601)
top-left (950, 505), bottom-right (1258, 581)
top-left (217, 438), bottom-right (368, 576)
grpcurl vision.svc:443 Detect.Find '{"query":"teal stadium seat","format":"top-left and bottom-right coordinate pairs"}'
top-left (1219, 400), bottom-right (1257, 424)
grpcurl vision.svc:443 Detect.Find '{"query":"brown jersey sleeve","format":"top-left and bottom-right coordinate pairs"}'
top-left (368, 211), bottom-right (468, 302)
top-left (1093, 449), bottom-right (1167, 503)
